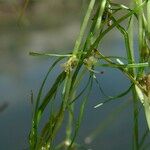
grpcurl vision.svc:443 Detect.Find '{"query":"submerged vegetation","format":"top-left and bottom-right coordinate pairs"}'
top-left (29, 0), bottom-right (150, 149)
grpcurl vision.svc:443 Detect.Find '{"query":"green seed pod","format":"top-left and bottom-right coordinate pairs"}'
top-left (141, 46), bottom-right (150, 62)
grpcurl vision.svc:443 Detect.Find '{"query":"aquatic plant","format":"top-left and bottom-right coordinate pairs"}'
top-left (29, 0), bottom-right (150, 149)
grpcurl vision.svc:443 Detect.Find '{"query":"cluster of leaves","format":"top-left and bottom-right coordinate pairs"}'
top-left (29, 0), bottom-right (150, 150)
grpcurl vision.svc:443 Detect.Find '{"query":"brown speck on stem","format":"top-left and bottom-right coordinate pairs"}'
top-left (138, 73), bottom-right (150, 97)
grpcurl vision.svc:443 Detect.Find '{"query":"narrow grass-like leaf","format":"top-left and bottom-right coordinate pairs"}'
top-left (73, 0), bottom-right (96, 54)
top-left (37, 71), bottom-right (66, 123)
top-left (35, 57), bottom-right (64, 114)
top-left (143, 95), bottom-right (150, 130)
top-left (30, 58), bottom-right (64, 149)
top-left (29, 52), bottom-right (72, 57)
top-left (69, 75), bottom-right (91, 104)
top-left (68, 76), bottom-right (93, 149)
top-left (94, 77), bottom-right (111, 98)
top-left (96, 62), bottom-right (149, 69)
top-left (94, 84), bottom-right (133, 108)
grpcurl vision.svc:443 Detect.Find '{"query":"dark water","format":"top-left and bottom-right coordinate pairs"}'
top-left (0, 3), bottom-right (149, 150)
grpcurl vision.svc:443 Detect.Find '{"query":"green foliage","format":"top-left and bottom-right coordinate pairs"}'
top-left (29, 0), bottom-right (150, 149)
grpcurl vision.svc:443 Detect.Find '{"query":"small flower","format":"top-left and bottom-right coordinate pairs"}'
top-left (138, 74), bottom-right (150, 95)
top-left (62, 55), bottom-right (78, 73)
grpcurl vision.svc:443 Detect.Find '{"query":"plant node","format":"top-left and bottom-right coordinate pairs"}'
top-left (138, 73), bottom-right (150, 97)
top-left (62, 55), bottom-right (78, 73)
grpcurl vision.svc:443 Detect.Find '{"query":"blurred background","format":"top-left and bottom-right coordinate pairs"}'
top-left (0, 0), bottom-right (149, 150)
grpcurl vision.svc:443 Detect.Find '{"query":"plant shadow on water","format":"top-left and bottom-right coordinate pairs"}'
top-left (0, 0), bottom-right (150, 150)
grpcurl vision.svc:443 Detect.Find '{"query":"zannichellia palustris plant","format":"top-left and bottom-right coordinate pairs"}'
top-left (29, 0), bottom-right (150, 149)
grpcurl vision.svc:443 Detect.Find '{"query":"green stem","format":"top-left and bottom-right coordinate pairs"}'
top-left (136, 0), bottom-right (145, 76)
top-left (91, 0), bottom-right (107, 42)
top-left (97, 62), bottom-right (149, 68)
top-left (137, 0), bottom-right (144, 53)
top-left (127, 10), bottom-right (139, 150)
top-left (95, 0), bottom-right (107, 31)
top-left (132, 89), bottom-right (139, 150)
top-left (73, 0), bottom-right (96, 55)
top-left (29, 52), bottom-right (72, 57)
top-left (65, 69), bottom-right (87, 146)
top-left (147, 0), bottom-right (150, 33)
top-left (65, 0), bottom-right (96, 145)
top-left (91, 0), bottom-right (147, 49)
top-left (66, 104), bottom-right (74, 145)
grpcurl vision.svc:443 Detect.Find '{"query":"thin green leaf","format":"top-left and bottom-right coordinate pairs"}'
top-left (68, 76), bottom-right (93, 149)
top-left (35, 57), bottom-right (64, 114)
top-left (73, 0), bottom-right (96, 55)
top-left (29, 52), bottom-right (72, 57)
top-left (69, 76), bottom-right (91, 105)
top-left (94, 84), bottom-right (133, 108)
top-left (37, 71), bottom-right (66, 123)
